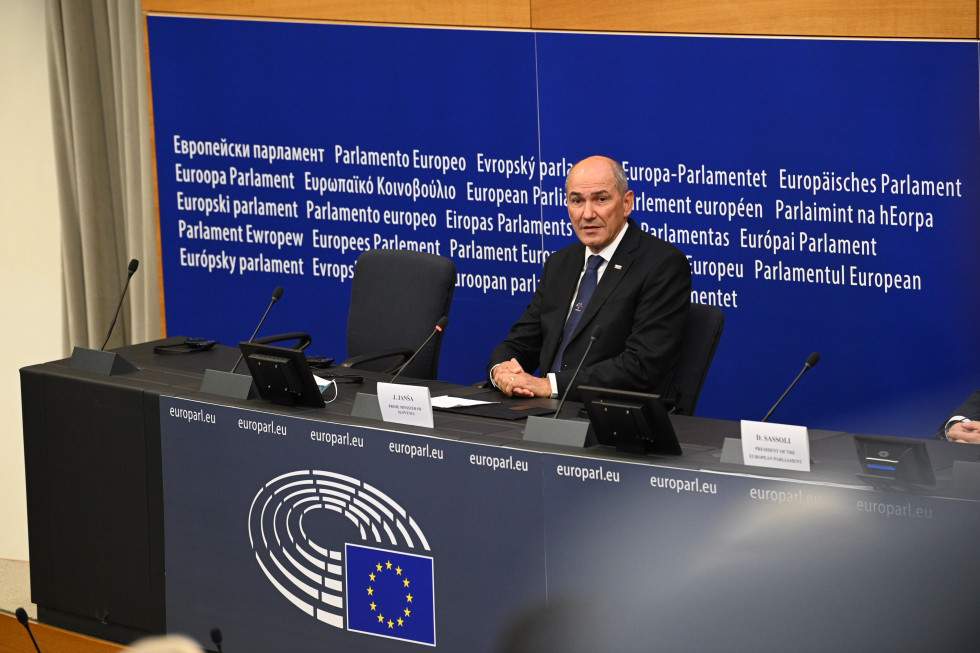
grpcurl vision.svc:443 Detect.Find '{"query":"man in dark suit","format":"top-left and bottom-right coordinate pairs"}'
top-left (937, 390), bottom-right (980, 443)
top-left (487, 155), bottom-right (691, 401)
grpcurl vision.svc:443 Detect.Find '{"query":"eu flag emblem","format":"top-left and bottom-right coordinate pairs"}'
top-left (345, 543), bottom-right (436, 646)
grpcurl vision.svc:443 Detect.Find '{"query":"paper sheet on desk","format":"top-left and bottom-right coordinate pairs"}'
top-left (431, 396), bottom-right (498, 408)
top-left (432, 396), bottom-right (555, 420)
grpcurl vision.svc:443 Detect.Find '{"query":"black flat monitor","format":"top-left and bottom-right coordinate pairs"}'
top-left (853, 434), bottom-right (935, 488)
top-left (579, 386), bottom-right (682, 455)
top-left (239, 342), bottom-right (325, 408)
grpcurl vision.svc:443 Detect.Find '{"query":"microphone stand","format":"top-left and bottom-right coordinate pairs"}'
top-left (230, 286), bottom-right (284, 374)
top-left (762, 353), bottom-right (821, 422)
top-left (69, 259), bottom-right (140, 376)
top-left (523, 326), bottom-right (603, 447)
top-left (351, 317), bottom-right (449, 421)
top-left (390, 317), bottom-right (449, 383)
top-left (200, 286), bottom-right (284, 400)
top-left (16, 608), bottom-right (42, 653)
top-left (722, 353), bottom-right (822, 466)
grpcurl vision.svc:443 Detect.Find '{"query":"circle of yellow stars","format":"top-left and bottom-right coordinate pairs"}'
top-left (366, 560), bottom-right (414, 630)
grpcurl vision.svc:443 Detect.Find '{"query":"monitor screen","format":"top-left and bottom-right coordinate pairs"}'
top-left (579, 386), bottom-right (682, 455)
top-left (853, 434), bottom-right (935, 487)
top-left (239, 342), bottom-right (326, 408)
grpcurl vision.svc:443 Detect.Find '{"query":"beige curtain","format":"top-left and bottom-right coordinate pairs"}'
top-left (46, 0), bottom-right (161, 352)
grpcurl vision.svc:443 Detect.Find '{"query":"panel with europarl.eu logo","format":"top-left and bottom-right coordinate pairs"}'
top-left (346, 543), bottom-right (436, 646)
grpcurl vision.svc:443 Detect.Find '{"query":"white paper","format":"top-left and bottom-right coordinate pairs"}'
top-left (430, 396), bottom-right (496, 409)
top-left (739, 420), bottom-right (811, 472)
top-left (376, 382), bottom-right (433, 428)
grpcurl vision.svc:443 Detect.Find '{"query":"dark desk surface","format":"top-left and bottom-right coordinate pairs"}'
top-left (61, 337), bottom-right (980, 497)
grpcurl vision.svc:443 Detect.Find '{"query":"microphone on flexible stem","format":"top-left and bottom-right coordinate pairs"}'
top-left (390, 316), bottom-right (449, 383)
top-left (69, 258), bottom-right (140, 374)
top-left (521, 325), bottom-right (602, 447)
top-left (553, 325), bottom-right (602, 418)
top-left (100, 258), bottom-right (139, 350)
top-left (761, 352), bottom-right (821, 422)
top-left (230, 285), bottom-right (284, 373)
top-left (16, 607), bottom-right (43, 653)
top-left (210, 627), bottom-right (223, 653)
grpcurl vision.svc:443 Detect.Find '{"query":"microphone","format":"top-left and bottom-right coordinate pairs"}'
top-left (389, 316), bottom-right (449, 383)
top-left (100, 258), bottom-right (139, 350)
top-left (16, 607), bottom-right (43, 653)
top-left (553, 325), bottom-right (603, 418)
top-left (210, 627), bottom-right (223, 653)
top-left (230, 286), bottom-right (284, 373)
top-left (761, 352), bottom-right (821, 422)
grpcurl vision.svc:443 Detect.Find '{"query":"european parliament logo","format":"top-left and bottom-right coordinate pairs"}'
top-left (248, 470), bottom-right (436, 646)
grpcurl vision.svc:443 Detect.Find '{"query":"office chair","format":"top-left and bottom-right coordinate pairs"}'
top-left (339, 249), bottom-right (456, 380)
top-left (670, 303), bottom-right (725, 416)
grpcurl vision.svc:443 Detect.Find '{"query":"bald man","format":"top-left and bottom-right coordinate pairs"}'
top-left (488, 155), bottom-right (692, 403)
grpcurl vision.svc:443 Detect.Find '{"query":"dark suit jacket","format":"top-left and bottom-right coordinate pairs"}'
top-left (935, 389), bottom-right (980, 439)
top-left (488, 220), bottom-right (692, 401)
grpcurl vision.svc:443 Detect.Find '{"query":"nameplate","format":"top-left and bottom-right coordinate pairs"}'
top-left (376, 382), bottom-right (433, 429)
top-left (740, 420), bottom-right (810, 472)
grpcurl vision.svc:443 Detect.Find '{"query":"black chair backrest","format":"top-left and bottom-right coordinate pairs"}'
top-left (671, 303), bottom-right (725, 416)
top-left (346, 249), bottom-right (456, 380)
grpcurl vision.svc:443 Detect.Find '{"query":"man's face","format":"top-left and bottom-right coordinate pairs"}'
top-left (566, 157), bottom-right (633, 254)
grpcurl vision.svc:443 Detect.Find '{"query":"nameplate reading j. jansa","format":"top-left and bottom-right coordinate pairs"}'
top-left (740, 420), bottom-right (810, 472)
top-left (377, 382), bottom-right (434, 429)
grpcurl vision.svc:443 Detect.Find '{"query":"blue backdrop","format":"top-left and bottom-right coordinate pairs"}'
top-left (147, 16), bottom-right (980, 438)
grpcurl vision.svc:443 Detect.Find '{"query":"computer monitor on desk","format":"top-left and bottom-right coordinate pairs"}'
top-left (853, 434), bottom-right (935, 489)
top-left (239, 342), bottom-right (326, 408)
top-left (579, 386), bottom-right (682, 455)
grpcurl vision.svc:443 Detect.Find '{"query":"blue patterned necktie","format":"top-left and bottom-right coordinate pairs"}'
top-left (551, 255), bottom-right (602, 373)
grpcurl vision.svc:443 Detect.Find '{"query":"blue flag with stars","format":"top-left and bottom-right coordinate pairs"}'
top-left (345, 543), bottom-right (436, 646)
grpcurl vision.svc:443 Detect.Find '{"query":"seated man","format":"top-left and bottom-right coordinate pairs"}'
top-left (487, 155), bottom-right (691, 402)
top-left (937, 389), bottom-right (980, 443)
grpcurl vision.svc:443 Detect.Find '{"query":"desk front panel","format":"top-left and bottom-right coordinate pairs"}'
top-left (160, 396), bottom-right (980, 652)
top-left (161, 396), bottom-right (546, 651)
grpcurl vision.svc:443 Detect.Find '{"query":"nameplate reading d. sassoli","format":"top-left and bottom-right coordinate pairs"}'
top-left (377, 382), bottom-right (434, 429)
top-left (740, 420), bottom-right (811, 472)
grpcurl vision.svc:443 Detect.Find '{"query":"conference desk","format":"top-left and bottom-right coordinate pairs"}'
top-left (20, 339), bottom-right (980, 652)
